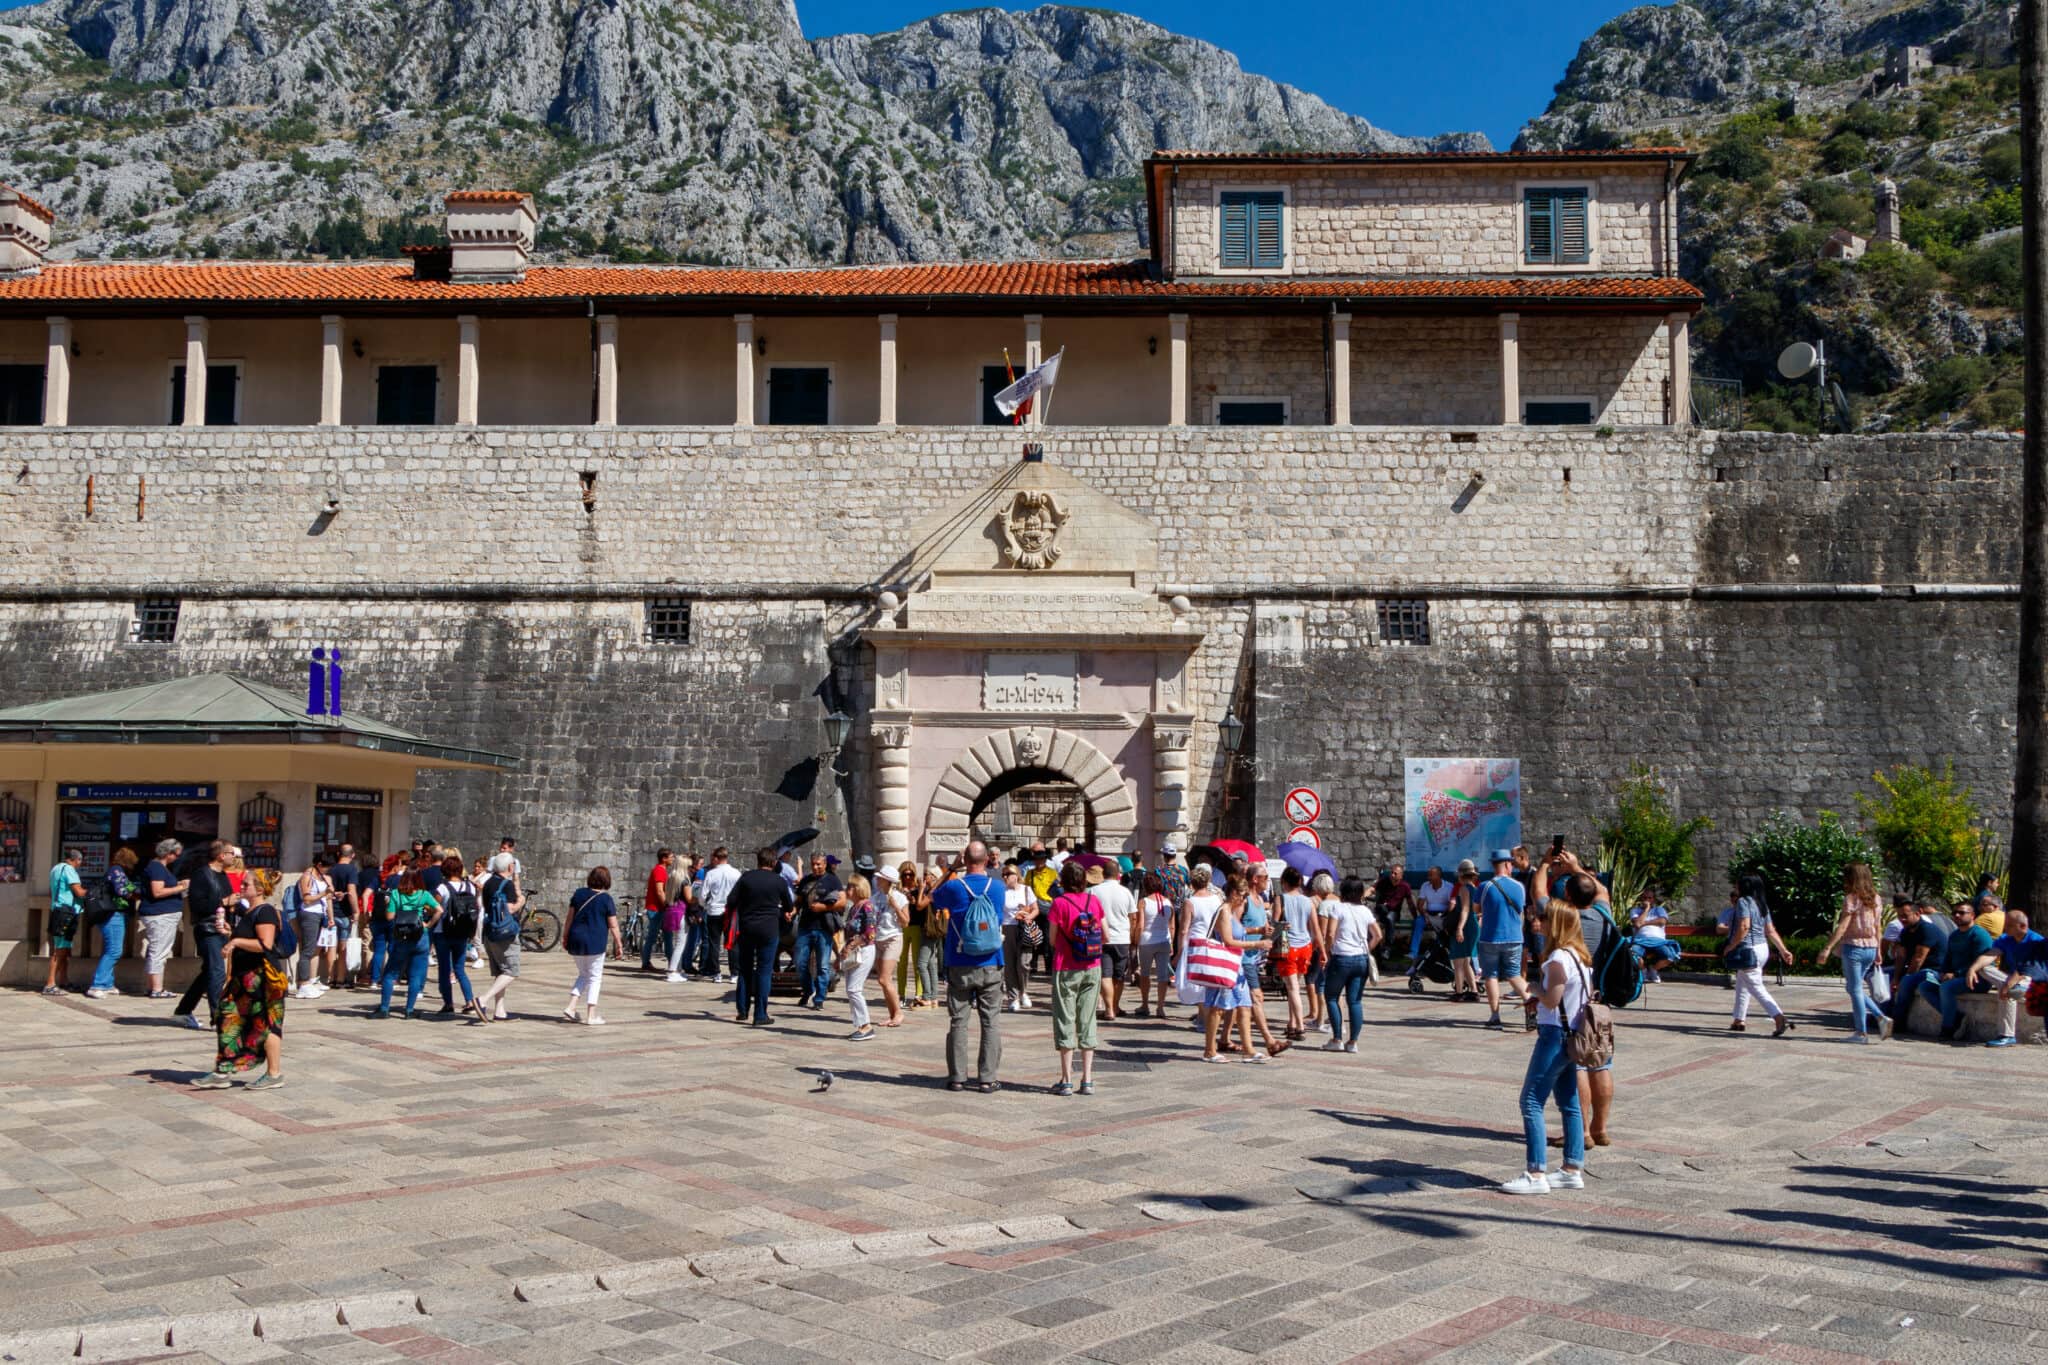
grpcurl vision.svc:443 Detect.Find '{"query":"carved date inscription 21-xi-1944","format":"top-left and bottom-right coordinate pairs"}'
top-left (985, 652), bottom-right (1078, 712)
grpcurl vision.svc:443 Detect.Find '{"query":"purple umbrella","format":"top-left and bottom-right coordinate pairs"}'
top-left (1274, 841), bottom-right (1338, 885)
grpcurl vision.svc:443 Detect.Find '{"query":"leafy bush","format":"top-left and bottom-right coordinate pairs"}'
top-left (1820, 132), bottom-right (1869, 174)
top-left (1701, 126), bottom-right (1771, 182)
top-left (1834, 99), bottom-right (1906, 141)
top-left (1956, 236), bottom-right (2021, 305)
top-left (1853, 244), bottom-right (1941, 313)
top-left (1729, 811), bottom-right (1880, 937)
top-left (1910, 355), bottom-right (1993, 422)
top-left (1854, 762), bottom-right (1984, 900)
top-left (1597, 765), bottom-right (1712, 903)
top-left (1979, 133), bottom-right (2020, 186)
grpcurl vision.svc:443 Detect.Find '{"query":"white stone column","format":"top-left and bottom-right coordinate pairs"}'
top-left (1022, 313), bottom-right (1043, 427)
top-left (319, 315), bottom-right (343, 426)
top-left (877, 313), bottom-right (898, 427)
top-left (1331, 311), bottom-right (1352, 427)
top-left (41, 316), bottom-right (69, 426)
top-left (181, 316), bottom-right (208, 427)
top-left (1667, 312), bottom-right (1691, 427)
top-left (455, 314), bottom-right (480, 425)
top-left (734, 313), bottom-right (755, 427)
top-left (1498, 312), bottom-right (1520, 427)
top-left (1152, 721), bottom-right (1193, 849)
top-left (875, 723), bottom-right (911, 869)
top-left (1167, 312), bottom-right (1189, 427)
top-left (594, 313), bottom-right (619, 426)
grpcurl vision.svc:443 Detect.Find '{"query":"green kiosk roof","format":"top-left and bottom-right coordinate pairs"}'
top-left (0, 674), bottom-right (515, 769)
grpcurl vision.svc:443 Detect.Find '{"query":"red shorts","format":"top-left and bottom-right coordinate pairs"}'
top-left (1276, 944), bottom-right (1315, 978)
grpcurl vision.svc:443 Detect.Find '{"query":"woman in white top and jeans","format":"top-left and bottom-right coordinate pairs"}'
top-left (1501, 899), bottom-right (1591, 1195)
top-left (1318, 876), bottom-right (1381, 1052)
top-left (871, 865), bottom-right (906, 1027)
top-left (1134, 872), bottom-right (1174, 1019)
top-left (294, 855), bottom-right (333, 999)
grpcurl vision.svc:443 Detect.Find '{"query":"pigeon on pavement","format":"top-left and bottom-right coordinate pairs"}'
top-left (812, 1070), bottom-right (834, 1093)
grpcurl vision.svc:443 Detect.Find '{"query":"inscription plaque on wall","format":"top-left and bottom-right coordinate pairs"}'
top-left (984, 652), bottom-right (1077, 712)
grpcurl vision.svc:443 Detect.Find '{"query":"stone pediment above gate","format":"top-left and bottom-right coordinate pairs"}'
top-left (873, 459), bottom-right (1188, 639)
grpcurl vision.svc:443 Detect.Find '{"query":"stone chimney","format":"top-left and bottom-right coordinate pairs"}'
top-left (0, 183), bottom-right (53, 278)
top-left (444, 191), bottom-right (537, 284)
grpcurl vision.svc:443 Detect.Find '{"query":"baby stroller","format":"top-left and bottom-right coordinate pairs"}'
top-left (1405, 921), bottom-right (1455, 993)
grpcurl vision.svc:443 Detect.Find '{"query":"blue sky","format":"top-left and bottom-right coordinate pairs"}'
top-left (0, 0), bottom-right (1634, 148)
top-left (798, 2), bottom-right (1634, 148)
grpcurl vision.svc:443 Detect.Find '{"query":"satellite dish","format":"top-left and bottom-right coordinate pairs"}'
top-left (1777, 342), bottom-right (1817, 380)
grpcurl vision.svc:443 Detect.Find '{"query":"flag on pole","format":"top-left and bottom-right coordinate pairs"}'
top-left (994, 348), bottom-right (1064, 419)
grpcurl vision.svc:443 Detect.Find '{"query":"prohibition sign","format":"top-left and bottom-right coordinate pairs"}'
top-left (1286, 825), bottom-right (1322, 849)
top-left (1283, 786), bottom-right (1321, 825)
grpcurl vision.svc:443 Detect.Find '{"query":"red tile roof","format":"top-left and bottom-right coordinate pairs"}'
top-left (0, 183), bottom-right (55, 223)
top-left (1149, 148), bottom-right (1691, 163)
top-left (0, 260), bottom-right (1701, 309)
top-left (445, 190), bottom-right (533, 205)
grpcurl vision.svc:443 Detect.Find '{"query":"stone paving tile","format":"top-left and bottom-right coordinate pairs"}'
top-left (3, 966), bottom-right (2046, 1364)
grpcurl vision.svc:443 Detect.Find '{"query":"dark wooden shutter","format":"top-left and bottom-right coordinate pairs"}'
top-left (376, 365), bottom-right (439, 425)
top-left (767, 367), bottom-right (830, 425)
top-left (1524, 189), bottom-right (1555, 264)
top-left (203, 364), bottom-right (238, 426)
top-left (980, 365), bottom-right (1012, 425)
top-left (1250, 194), bottom-right (1284, 269)
top-left (1556, 188), bottom-right (1590, 264)
top-left (1219, 193), bottom-right (1252, 269)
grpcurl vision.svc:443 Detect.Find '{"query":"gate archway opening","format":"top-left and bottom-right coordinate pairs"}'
top-left (924, 725), bottom-right (1138, 856)
top-left (969, 765), bottom-right (1095, 849)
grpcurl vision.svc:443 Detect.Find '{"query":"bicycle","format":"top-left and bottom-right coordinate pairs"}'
top-left (518, 894), bottom-right (562, 953)
top-left (617, 895), bottom-right (645, 956)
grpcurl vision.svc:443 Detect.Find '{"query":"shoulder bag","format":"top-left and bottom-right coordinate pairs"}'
top-left (1564, 956), bottom-right (1614, 1069)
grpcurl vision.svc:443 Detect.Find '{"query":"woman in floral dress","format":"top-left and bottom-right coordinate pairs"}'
top-left (193, 868), bottom-right (289, 1090)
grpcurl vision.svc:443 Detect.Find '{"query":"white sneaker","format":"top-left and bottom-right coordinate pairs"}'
top-left (84, 988), bottom-right (109, 999)
top-left (310, 982), bottom-right (328, 996)
top-left (1343, 1042), bottom-right (1358, 1054)
top-left (718, 973), bottom-right (733, 984)
top-left (665, 972), bottom-right (685, 983)
top-left (293, 986), bottom-right (313, 1000)
top-left (1550, 1169), bottom-right (1585, 1190)
top-left (1019, 993), bottom-right (1033, 1009)
top-left (1321, 1038), bottom-right (1344, 1052)
top-left (1499, 1172), bottom-right (1551, 1196)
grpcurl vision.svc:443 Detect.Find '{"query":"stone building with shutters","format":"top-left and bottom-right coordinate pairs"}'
top-left (0, 145), bottom-right (2022, 984)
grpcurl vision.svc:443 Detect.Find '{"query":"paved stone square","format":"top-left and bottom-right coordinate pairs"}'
top-left (0, 959), bottom-right (2043, 1364)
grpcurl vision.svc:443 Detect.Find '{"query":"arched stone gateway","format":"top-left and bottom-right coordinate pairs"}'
top-left (925, 726), bottom-right (1138, 853)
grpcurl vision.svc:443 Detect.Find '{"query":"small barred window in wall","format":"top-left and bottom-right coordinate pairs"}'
top-left (1376, 599), bottom-right (1431, 647)
top-left (1219, 191), bottom-right (1284, 270)
top-left (131, 597), bottom-right (181, 645)
top-left (1524, 187), bottom-right (1590, 265)
top-left (645, 598), bottom-right (692, 645)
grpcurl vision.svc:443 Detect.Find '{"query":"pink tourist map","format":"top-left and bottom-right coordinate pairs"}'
top-left (1403, 757), bottom-right (1522, 871)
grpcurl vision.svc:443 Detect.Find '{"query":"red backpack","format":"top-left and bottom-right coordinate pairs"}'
top-left (1057, 892), bottom-right (1103, 965)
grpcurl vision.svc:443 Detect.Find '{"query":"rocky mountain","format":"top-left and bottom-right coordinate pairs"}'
top-left (0, 0), bottom-right (1483, 266)
top-left (1520, 0), bottom-right (2022, 432)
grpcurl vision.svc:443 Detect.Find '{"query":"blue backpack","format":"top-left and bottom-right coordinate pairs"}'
top-left (273, 906), bottom-right (298, 961)
top-left (954, 874), bottom-right (1003, 956)
top-left (281, 878), bottom-right (302, 917)
top-left (483, 876), bottom-right (520, 943)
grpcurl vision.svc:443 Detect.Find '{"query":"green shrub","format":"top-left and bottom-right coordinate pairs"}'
top-left (1855, 762), bottom-right (1984, 900)
top-left (1701, 127), bottom-right (1771, 183)
top-left (1956, 236), bottom-right (2020, 305)
top-left (1820, 132), bottom-right (1868, 173)
top-left (1979, 133), bottom-right (2020, 186)
top-left (1912, 355), bottom-right (1993, 421)
top-left (1729, 811), bottom-right (1880, 937)
top-left (1597, 765), bottom-right (1712, 903)
top-left (1854, 244), bottom-right (1941, 313)
top-left (1834, 99), bottom-right (1906, 140)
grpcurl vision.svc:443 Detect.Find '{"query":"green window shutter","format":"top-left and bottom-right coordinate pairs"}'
top-left (1524, 188), bottom-right (1555, 264)
top-left (1219, 193), bottom-right (1252, 268)
top-left (1557, 188), bottom-right (1589, 263)
top-left (1251, 193), bottom-right (1284, 269)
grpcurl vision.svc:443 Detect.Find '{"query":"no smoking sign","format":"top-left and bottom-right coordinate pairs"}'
top-left (1284, 786), bottom-right (1321, 826)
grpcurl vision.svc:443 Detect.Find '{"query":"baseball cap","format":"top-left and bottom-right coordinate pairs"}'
top-left (1161, 841), bottom-right (1179, 855)
top-left (824, 854), bottom-right (841, 868)
top-left (1489, 848), bottom-right (1514, 865)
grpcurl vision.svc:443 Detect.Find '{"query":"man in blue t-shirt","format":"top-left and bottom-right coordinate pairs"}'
top-left (1475, 848), bottom-right (1529, 1030)
top-left (1986, 909), bottom-right (2046, 1046)
top-left (1917, 900), bottom-right (1998, 1039)
top-left (934, 840), bottom-right (1003, 1092)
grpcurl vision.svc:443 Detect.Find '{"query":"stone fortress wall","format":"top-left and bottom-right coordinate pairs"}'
top-left (0, 424), bottom-right (2020, 919)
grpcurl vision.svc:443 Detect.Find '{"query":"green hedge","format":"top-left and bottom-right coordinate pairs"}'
top-left (1672, 933), bottom-right (1838, 976)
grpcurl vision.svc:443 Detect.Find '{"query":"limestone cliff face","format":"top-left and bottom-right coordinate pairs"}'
top-left (0, 0), bottom-right (1483, 265)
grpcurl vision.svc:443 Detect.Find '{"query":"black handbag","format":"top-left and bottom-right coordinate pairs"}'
top-left (48, 905), bottom-right (79, 942)
top-left (1725, 944), bottom-right (1759, 971)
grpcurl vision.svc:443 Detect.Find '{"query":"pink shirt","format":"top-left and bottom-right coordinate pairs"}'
top-left (1048, 892), bottom-right (1101, 973)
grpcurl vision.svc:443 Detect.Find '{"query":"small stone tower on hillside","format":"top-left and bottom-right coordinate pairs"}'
top-left (1874, 178), bottom-right (1902, 247)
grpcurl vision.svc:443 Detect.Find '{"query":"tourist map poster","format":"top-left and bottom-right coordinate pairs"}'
top-left (1403, 758), bottom-right (1522, 873)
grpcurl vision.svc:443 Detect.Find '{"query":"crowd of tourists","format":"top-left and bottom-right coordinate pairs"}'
top-left (37, 827), bottom-right (2047, 1187)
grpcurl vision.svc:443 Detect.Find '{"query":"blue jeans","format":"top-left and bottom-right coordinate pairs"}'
top-left (1892, 968), bottom-right (1938, 1021)
top-left (1406, 913), bottom-right (1435, 965)
top-left (793, 929), bottom-right (832, 1006)
top-left (1324, 953), bottom-right (1369, 1042)
top-left (1840, 943), bottom-right (1884, 1035)
top-left (90, 912), bottom-right (128, 991)
top-left (434, 935), bottom-right (475, 1006)
top-left (1925, 973), bottom-right (1987, 1033)
top-left (732, 936), bottom-right (775, 1022)
top-left (368, 920), bottom-right (389, 985)
top-left (696, 917), bottom-right (723, 977)
top-left (1520, 1023), bottom-right (1584, 1172)
top-left (641, 912), bottom-right (672, 970)
top-left (677, 917), bottom-right (704, 974)
top-left (381, 938), bottom-right (429, 1012)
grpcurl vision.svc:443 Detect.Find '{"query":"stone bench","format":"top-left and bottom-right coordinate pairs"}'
top-left (1901, 984), bottom-right (2045, 1044)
